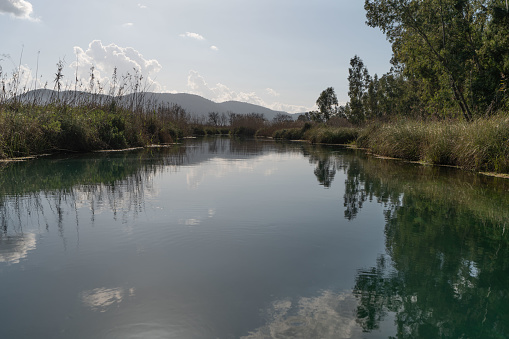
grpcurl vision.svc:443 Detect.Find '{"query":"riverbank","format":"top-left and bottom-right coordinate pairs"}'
top-left (0, 101), bottom-right (183, 159)
top-left (356, 116), bottom-right (509, 174)
top-left (271, 115), bottom-right (509, 175)
top-left (2, 101), bottom-right (508, 175)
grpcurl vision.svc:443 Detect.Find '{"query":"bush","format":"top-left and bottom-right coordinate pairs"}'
top-left (304, 126), bottom-right (359, 144)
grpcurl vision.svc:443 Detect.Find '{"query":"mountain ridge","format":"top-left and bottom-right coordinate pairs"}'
top-left (20, 89), bottom-right (295, 120)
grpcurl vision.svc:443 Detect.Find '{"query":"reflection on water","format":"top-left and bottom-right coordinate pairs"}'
top-left (81, 287), bottom-right (135, 313)
top-left (0, 232), bottom-right (36, 264)
top-left (242, 290), bottom-right (361, 339)
top-left (328, 151), bottom-right (509, 338)
top-left (0, 138), bottom-right (508, 338)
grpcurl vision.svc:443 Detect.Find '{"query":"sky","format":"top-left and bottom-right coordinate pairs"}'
top-left (0, 0), bottom-right (393, 113)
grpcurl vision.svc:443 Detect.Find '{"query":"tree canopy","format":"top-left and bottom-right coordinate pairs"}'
top-left (362, 0), bottom-right (509, 120)
top-left (309, 87), bottom-right (339, 123)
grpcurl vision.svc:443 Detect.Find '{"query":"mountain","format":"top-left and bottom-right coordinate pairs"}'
top-left (125, 92), bottom-right (291, 120)
top-left (19, 89), bottom-right (293, 121)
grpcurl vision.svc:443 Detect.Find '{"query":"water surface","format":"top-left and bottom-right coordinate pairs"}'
top-left (0, 138), bottom-right (508, 338)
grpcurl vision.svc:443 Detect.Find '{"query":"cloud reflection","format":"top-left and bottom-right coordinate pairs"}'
top-left (0, 233), bottom-right (36, 264)
top-left (81, 287), bottom-right (135, 312)
top-left (242, 290), bottom-right (363, 339)
top-left (186, 154), bottom-right (286, 189)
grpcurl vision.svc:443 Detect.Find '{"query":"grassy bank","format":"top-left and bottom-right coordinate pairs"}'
top-left (357, 116), bottom-right (509, 173)
top-left (272, 123), bottom-right (359, 144)
top-left (2, 95), bottom-right (508, 175)
top-left (269, 115), bottom-right (509, 174)
top-left (0, 101), bottom-right (184, 158)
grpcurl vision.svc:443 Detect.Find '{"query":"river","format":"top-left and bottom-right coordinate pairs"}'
top-left (0, 137), bottom-right (507, 338)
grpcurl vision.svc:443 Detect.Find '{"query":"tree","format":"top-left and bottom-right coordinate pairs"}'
top-left (297, 113), bottom-right (311, 122)
top-left (347, 55), bottom-right (370, 124)
top-left (365, 73), bottom-right (380, 119)
top-left (273, 113), bottom-right (294, 124)
top-left (208, 112), bottom-right (220, 126)
top-left (312, 87), bottom-right (338, 123)
top-left (364, 0), bottom-right (509, 119)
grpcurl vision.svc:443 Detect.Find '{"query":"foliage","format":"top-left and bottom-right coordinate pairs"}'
top-left (346, 56), bottom-right (370, 124)
top-left (363, 0), bottom-right (509, 119)
top-left (309, 87), bottom-right (339, 123)
top-left (0, 100), bottom-right (185, 157)
top-left (304, 126), bottom-right (359, 144)
top-left (357, 115), bottom-right (509, 172)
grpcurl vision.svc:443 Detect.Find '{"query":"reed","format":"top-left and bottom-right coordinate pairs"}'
top-left (357, 115), bottom-right (509, 173)
top-left (303, 126), bottom-right (359, 144)
top-left (0, 61), bottom-right (191, 158)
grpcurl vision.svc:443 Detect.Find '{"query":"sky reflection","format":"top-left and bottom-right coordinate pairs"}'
top-left (242, 290), bottom-right (371, 339)
top-left (0, 233), bottom-right (36, 264)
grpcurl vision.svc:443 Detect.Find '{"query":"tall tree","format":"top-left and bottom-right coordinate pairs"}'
top-left (363, 0), bottom-right (505, 120)
top-left (347, 55), bottom-right (370, 124)
top-left (311, 87), bottom-right (339, 123)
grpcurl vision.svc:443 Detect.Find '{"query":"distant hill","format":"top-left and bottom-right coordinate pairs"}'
top-left (20, 89), bottom-right (293, 121)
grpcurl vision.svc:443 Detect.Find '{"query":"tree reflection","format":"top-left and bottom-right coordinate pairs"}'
top-left (0, 138), bottom-right (301, 237)
top-left (303, 145), bottom-right (509, 337)
top-left (313, 158), bottom-right (337, 188)
top-left (305, 145), bottom-right (346, 188)
top-left (346, 159), bottom-right (509, 338)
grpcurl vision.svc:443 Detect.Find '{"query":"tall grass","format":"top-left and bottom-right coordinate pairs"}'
top-left (357, 116), bottom-right (509, 173)
top-left (304, 126), bottom-right (359, 144)
top-left (271, 123), bottom-right (359, 144)
top-left (0, 60), bottom-right (194, 158)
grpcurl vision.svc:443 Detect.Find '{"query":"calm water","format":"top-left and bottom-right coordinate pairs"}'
top-left (0, 138), bottom-right (508, 338)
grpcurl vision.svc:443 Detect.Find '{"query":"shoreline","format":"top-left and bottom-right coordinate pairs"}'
top-left (2, 135), bottom-right (508, 180)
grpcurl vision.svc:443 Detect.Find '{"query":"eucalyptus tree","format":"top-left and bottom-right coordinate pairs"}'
top-left (310, 87), bottom-right (339, 123)
top-left (364, 0), bottom-right (509, 120)
top-left (347, 56), bottom-right (370, 124)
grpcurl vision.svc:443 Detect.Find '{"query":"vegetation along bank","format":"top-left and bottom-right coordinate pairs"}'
top-left (1, 0), bottom-right (508, 174)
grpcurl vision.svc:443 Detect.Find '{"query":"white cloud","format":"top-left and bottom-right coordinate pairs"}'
top-left (71, 40), bottom-right (163, 92)
top-left (187, 70), bottom-right (312, 113)
top-left (187, 70), bottom-right (264, 105)
top-left (266, 88), bottom-right (280, 97)
top-left (269, 102), bottom-right (311, 114)
top-left (0, 0), bottom-right (37, 20)
top-left (122, 22), bottom-right (134, 27)
top-left (137, 3), bottom-right (147, 9)
top-left (0, 62), bottom-right (46, 93)
top-left (210, 45), bottom-right (219, 51)
top-left (179, 32), bottom-right (205, 41)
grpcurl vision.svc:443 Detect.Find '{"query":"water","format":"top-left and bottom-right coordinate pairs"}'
top-left (0, 137), bottom-right (508, 338)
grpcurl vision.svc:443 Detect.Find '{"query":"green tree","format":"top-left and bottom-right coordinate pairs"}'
top-left (311, 87), bottom-right (338, 123)
top-left (347, 55), bottom-right (370, 124)
top-left (364, 0), bottom-right (509, 120)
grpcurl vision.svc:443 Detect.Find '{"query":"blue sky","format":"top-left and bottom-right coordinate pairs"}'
top-left (0, 0), bottom-right (392, 113)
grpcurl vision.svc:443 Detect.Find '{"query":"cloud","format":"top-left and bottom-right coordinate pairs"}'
top-left (187, 70), bottom-right (312, 113)
top-left (71, 40), bottom-right (163, 92)
top-left (266, 88), bottom-right (280, 97)
top-left (179, 32), bottom-right (205, 41)
top-left (137, 3), bottom-right (147, 9)
top-left (0, 0), bottom-right (37, 20)
top-left (0, 62), bottom-right (45, 93)
top-left (187, 70), bottom-right (264, 105)
top-left (210, 46), bottom-right (219, 51)
top-left (122, 22), bottom-right (134, 27)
